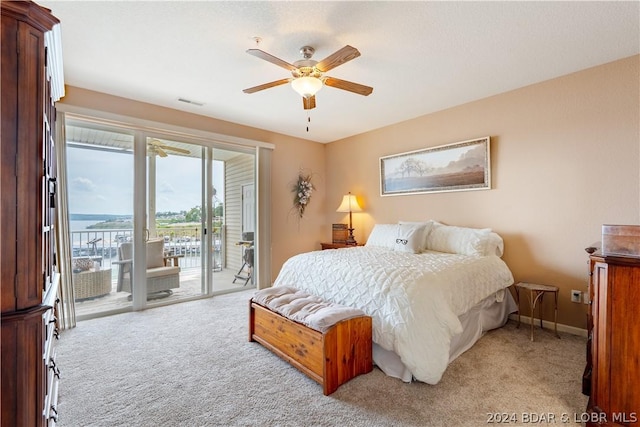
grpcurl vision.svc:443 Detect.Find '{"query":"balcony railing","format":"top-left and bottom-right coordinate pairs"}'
top-left (71, 226), bottom-right (225, 271)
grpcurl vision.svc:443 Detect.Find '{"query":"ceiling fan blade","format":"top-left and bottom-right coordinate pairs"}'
top-left (160, 146), bottom-right (190, 154)
top-left (315, 45), bottom-right (361, 72)
top-left (148, 139), bottom-right (190, 155)
top-left (324, 77), bottom-right (373, 96)
top-left (243, 78), bottom-right (291, 94)
top-left (246, 49), bottom-right (298, 71)
top-left (303, 95), bottom-right (316, 110)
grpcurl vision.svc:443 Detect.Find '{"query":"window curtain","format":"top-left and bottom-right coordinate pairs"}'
top-left (255, 146), bottom-right (272, 289)
top-left (55, 112), bottom-right (76, 329)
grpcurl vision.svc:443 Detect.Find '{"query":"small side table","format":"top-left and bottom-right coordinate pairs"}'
top-left (515, 282), bottom-right (560, 341)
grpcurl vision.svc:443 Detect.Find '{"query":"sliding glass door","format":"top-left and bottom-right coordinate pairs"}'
top-left (212, 148), bottom-right (255, 292)
top-left (144, 136), bottom-right (208, 304)
top-left (144, 139), bottom-right (257, 297)
top-left (65, 120), bottom-right (135, 317)
top-left (65, 116), bottom-right (258, 319)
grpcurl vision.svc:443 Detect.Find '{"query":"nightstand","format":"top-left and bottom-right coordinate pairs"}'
top-left (320, 242), bottom-right (363, 250)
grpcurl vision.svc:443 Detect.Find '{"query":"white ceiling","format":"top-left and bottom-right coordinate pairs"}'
top-left (40, 1), bottom-right (639, 144)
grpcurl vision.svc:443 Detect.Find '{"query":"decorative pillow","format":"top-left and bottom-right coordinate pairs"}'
top-left (398, 220), bottom-right (433, 252)
top-left (393, 223), bottom-right (428, 253)
top-left (72, 257), bottom-right (94, 272)
top-left (425, 222), bottom-right (492, 256)
top-left (365, 224), bottom-right (398, 250)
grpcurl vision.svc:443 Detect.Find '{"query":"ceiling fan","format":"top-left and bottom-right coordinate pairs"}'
top-left (243, 44), bottom-right (373, 110)
top-left (147, 139), bottom-right (190, 158)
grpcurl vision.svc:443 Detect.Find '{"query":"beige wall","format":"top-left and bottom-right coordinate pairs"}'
top-left (325, 55), bottom-right (640, 329)
top-left (59, 87), bottom-right (327, 286)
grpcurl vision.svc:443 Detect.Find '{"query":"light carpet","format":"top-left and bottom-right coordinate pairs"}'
top-left (56, 289), bottom-right (588, 427)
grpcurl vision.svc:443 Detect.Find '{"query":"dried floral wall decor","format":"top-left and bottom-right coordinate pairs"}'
top-left (292, 171), bottom-right (315, 218)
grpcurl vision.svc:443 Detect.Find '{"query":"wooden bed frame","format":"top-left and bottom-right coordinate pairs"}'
top-left (249, 300), bottom-right (373, 395)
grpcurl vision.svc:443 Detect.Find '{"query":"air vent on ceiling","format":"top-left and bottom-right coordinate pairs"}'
top-left (177, 98), bottom-right (205, 106)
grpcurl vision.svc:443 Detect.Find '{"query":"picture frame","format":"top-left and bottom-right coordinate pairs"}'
top-left (332, 223), bottom-right (348, 244)
top-left (379, 136), bottom-right (491, 196)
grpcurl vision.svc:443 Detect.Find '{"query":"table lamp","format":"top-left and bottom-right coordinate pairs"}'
top-left (336, 192), bottom-right (363, 245)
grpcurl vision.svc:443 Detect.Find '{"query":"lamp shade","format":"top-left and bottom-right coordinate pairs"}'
top-left (336, 193), bottom-right (363, 213)
top-left (291, 76), bottom-right (323, 98)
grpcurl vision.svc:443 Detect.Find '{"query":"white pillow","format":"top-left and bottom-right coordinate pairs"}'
top-left (365, 224), bottom-right (398, 250)
top-left (398, 220), bottom-right (433, 252)
top-left (486, 232), bottom-right (504, 257)
top-left (394, 223), bottom-right (428, 253)
top-left (425, 222), bottom-right (492, 256)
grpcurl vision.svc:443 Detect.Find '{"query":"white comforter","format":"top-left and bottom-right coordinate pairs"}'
top-left (273, 246), bottom-right (514, 384)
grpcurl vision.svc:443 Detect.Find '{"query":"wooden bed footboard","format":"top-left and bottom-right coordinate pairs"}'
top-left (249, 300), bottom-right (373, 395)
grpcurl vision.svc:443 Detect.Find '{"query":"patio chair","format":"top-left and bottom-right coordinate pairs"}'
top-left (115, 238), bottom-right (180, 298)
top-left (233, 232), bottom-right (254, 286)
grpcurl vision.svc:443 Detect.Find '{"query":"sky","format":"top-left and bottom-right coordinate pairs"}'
top-left (67, 147), bottom-right (224, 216)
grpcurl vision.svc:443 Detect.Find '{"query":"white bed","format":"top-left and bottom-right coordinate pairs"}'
top-left (272, 221), bottom-right (517, 384)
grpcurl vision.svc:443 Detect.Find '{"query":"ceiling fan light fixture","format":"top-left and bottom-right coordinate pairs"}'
top-left (291, 76), bottom-right (323, 98)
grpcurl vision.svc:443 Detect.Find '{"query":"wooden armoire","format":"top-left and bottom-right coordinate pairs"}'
top-left (1, 1), bottom-right (64, 426)
top-left (585, 252), bottom-right (640, 426)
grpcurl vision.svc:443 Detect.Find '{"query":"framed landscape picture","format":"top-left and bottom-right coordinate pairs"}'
top-left (380, 136), bottom-right (491, 196)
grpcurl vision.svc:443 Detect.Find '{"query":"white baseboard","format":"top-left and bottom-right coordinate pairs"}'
top-left (508, 313), bottom-right (587, 337)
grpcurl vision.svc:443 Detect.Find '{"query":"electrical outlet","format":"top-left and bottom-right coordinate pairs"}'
top-left (583, 291), bottom-right (590, 304)
top-left (571, 290), bottom-right (582, 303)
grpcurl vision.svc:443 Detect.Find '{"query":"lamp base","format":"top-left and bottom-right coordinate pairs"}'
top-left (345, 228), bottom-right (357, 246)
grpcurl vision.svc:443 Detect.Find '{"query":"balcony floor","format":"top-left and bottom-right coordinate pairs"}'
top-left (74, 267), bottom-right (253, 320)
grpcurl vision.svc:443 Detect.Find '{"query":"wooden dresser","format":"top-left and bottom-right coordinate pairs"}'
top-left (585, 252), bottom-right (640, 426)
top-left (1, 1), bottom-right (64, 426)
